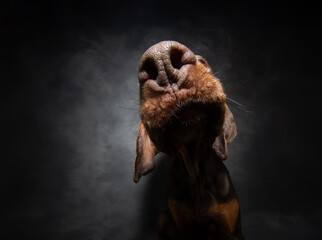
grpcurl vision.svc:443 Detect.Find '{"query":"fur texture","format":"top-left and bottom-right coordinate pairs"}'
top-left (133, 41), bottom-right (244, 240)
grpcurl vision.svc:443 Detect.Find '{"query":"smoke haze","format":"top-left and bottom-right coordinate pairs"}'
top-left (3, 1), bottom-right (322, 239)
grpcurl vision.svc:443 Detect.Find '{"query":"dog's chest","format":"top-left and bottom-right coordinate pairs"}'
top-left (167, 152), bottom-right (233, 212)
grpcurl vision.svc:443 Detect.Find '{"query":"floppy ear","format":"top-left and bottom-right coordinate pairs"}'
top-left (133, 122), bottom-right (158, 183)
top-left (214, 104), bottom-right (237, 160)
top-left (223, 104), bottom-right (237, 144)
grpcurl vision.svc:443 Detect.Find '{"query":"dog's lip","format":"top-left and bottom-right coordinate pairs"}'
top-left (168, 102), bottom-right (210, 127)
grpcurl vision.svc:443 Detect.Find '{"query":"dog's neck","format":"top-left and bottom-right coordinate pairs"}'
top-left (169, 139), bottom-right (221, 208)
top-left (177, 139), bottom-right (216, 184)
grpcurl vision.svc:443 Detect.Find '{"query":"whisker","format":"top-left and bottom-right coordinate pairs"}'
top-left (226, 98), bottom-right (253, 113)
top-left (173, 112), bottom-right (180, 119)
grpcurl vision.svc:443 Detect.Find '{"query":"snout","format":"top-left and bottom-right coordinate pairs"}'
top-left (138, 40), bottom-right (226, 129)
top-left (139, 41), bottom-right (196, 87)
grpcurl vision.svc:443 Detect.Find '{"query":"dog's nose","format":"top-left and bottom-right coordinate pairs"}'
top-left (139, 41), bottom-right (196, 87)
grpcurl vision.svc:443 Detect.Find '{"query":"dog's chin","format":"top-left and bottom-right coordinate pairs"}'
top-left (160, 102), bottom-right (216, 147)
top-left (144, 101), bottom-right (225, 155)
top-left (170, 103), bottom-right (208, 128)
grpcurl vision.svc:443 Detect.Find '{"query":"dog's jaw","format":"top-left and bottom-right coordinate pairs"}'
top-left (139, 60), bottom-right (227, 155)
top-left (140, 60), bottom-right (226, 127)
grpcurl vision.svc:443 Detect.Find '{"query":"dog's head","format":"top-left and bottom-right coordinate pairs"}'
top-left (133, 41), bottom-right (237, 183)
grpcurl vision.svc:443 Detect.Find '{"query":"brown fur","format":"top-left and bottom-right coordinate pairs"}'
top-left (139, 60), bottom-right (226, 130)
top-left (133, 41), bottom-right (244, 239)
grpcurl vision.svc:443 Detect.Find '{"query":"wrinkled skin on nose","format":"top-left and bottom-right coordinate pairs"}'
top-left (138, 41), bottom-right (197, 87)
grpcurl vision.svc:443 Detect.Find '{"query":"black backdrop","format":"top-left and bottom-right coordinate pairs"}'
top-left (3, 1), bottom-right (322, 239)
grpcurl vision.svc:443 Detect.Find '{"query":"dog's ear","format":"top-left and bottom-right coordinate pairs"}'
top-left (223, 104), bottom-right (237, 144)
top-left (214, 105), bottom-right (237, 160)
top-left (133, 122), bottom-right (158, 183)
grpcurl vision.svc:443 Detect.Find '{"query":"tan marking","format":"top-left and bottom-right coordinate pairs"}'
top-left (179, 146), bottom-right (196, 183)
top-left (168, 198), bottom-right (198, 232)
top-left (208, 198), bottom-right (239, 234)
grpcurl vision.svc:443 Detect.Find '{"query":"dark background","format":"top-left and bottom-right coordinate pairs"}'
top-left (3, 1), bottom-right (322, 239)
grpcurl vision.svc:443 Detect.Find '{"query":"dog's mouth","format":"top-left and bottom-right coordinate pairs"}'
top-left (145, 100), bottom-right (226, 155)
top-left (170, 102), bottom-right (209, 128)
top-left (150, 101), bottom-right (224, 154)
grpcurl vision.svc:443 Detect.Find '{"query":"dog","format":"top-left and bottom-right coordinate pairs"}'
top-left (133, 41), bottom-right (244, 240)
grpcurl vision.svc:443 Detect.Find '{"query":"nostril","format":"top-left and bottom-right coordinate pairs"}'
top-left (140, 58), bottom-right (158, 82)
top-left (170, 49), bottom-right (184, 70)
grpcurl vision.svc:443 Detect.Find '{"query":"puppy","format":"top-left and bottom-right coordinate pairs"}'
top-left (133, 41), bottom-right (244, 240)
